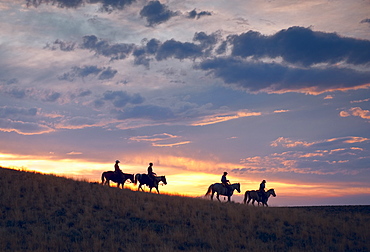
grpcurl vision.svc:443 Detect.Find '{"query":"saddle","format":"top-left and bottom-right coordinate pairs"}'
top-left (257, 191), bottom-right (266, 202)
top-left (142, 174), bottom-right (157, 187)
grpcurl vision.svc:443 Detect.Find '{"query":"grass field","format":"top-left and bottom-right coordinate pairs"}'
top-left (0, 167), bottom-right (369, 251)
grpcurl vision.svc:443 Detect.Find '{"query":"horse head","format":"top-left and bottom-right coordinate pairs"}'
top-left (235, 183), bottom-right (241, 193)
top-left (268, 188), bottom-right (276, 197)
top-left (161, 176), bottom-right (167, 185)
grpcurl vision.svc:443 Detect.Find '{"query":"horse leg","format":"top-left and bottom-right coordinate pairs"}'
top-left (216, 193), bottom-right (221, 202)
top-left (210, 191), bottom-right (214, 201)
top-left (139, 184), bottom-right (144, 191)
top-left (228, 195), bottom-right (231, 202)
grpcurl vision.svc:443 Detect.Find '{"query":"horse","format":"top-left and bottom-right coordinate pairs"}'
top-left (134, 174), bottom-right (167, 194)
top-left (101, 171), bottom-right (135, 189)
top-left (205, 183), bottom-right (241, 202)
top-left (243, 188), bottom-right (276, 207)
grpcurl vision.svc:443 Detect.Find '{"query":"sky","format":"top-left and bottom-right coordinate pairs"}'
top-left (1, 0), bottom-right (370, 206)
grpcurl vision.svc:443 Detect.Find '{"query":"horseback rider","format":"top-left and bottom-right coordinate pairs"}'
top-left (114, 160), bottom-right (123, 178)
top-left (147, 162), bottom-right (157, 186)
top-left (258, 179), bottom-right (267, 202)
top-left (221, 172), bottom-right (231, 194)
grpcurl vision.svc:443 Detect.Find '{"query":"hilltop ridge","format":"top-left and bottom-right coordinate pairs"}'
top-left (0, 167), bottom-right (369, 251)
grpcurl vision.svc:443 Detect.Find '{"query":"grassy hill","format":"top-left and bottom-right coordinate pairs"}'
top-left (0, 167), bottom-right (369, 251)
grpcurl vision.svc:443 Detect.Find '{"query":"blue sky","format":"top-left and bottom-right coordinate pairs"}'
top-left (1, 0), bottom-right (370, 206)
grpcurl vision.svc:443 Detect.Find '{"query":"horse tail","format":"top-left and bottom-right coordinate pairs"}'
top-left (243, 191), bottom-right (249, 204)
top-left (101, 172), bottom-right (106, 184)
top-left (205, 184), bottom-right (213, 196)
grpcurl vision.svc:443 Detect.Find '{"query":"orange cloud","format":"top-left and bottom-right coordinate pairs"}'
top-left (343, 137), bottom-right (369, 143)
top-left (274, 109), bottom-right (289, 113)
top-left (267, 83), bottom-right (370, 95)
top-left (272, 136), bottom-right (369, 148)
top-left (340, 107), bottom-right (370, 120)
top-left (192, 110), bottom-right (261, 126)
top-left (270, 137), bottom-right (313, 148)
top-left (0, 119), bottom-right (54, 135)
top-left (350, 98), bottom-right (370, 103)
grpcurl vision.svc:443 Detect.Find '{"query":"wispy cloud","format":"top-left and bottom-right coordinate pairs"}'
top-left (130, 133), bottom-right (178, 142)
top-left (271, 136), bottom-right (370, 148)
top-left (273, 109), bottom-right (289, 113)
top-left (152, 141), bottom-right (191, 147)
top-left (129, 133), bottom-right (191, 147)
top-left (192, 110), bottom-right (261, 126)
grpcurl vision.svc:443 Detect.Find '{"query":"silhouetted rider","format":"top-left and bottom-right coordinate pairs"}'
top-left (114, 160), bottom-right (123, 178)
top-left (221, 171), bottom-right (231, 194)
top-left (147, 162), bottom-right (157, 186)
top-left (258, 179), bottom-right (267, 203)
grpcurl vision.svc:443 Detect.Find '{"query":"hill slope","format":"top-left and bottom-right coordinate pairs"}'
top-left (0, 167), bottom-right (369, 251)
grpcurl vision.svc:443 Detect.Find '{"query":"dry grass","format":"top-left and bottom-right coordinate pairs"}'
top-left (0, 167), bottom-right (369, 251)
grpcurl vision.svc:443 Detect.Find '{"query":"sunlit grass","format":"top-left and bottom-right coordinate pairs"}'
top-left (0, 166), bottom-right (369, 251)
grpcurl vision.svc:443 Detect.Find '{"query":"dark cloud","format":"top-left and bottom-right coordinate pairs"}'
top-left (81, 35), bottom-right (134, 61)
top-left (0, 106), bottom-right (37, 118)
top-left (139, 1), bottom-right (178, 26)
top-left (146, 38), bottom-right (161, 54)
top-left (26, 0), bottom-right (84, 8)
top-left (93, 99), bottom-right (105, 108)
top-left (26, 0), bottom-right (135, 12)
top-left (187, 9), bottom-right (212, 19)
top-left (43, 92), bottom-right (61, 102)
top-left (115, 104), bottom-right (175, 120)
top-left (90, 0), bottom-right (136, 12)
top-left (360, 18), bottom-right (370, 24)
top-left (133, 55), bottom-right (151, 68)
top-left (102, 90), bottom-right (144, 108)
top-left (3, 88), bottom-right (26, 99)
top-left (73, 65), bottom-right (102, 77)
top-left (198, 57), bottom-right (370, 93)
top-left (59, 65), bottom-right (117, 81)
top-left (216, 41), bottom-right (227, 55)
top-left (98, 67), bottom-right (118, 80)
top-left (193, 32), bottom-right (219, 50)
top-left (132, 38), bottom-right (161, 68)
top-left (229, 26), bottom-right (370, 66)
top-left (45, 39), bottom-right (76, 51)
top-left (156, 39), bottom-right (203, 61)
top-left (133, 48), bottom-right (150, 68)
top-left (77, 90), bottom-right (92, 97)
top-left (0, 78), bottom-right (19, 85)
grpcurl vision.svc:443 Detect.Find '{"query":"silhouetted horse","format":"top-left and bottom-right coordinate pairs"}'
top-left (243, 188), bottom-right (276, 207)
top-left (134, 174), bottom-right (167, 194)
top-left (101, 171), bottom-right (134, 189)
top-left (205, 183), bottom-right (241, 202)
